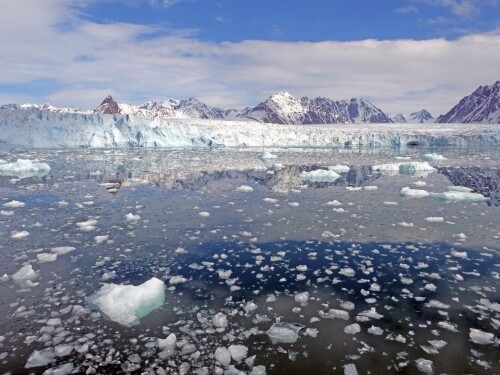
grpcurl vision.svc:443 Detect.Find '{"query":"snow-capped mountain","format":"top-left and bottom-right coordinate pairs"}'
top-left (436, 81), bottom-right (500, 124)
top-left (408, 109), bottom-right (433, 123)
top-left (0, 103), bottom-right (83, 113)
top-left (92, 96), bottom-right (236, 120)
top-left (388, 113), bottom-right (408, 123)
top-left (242, 92), bottom-right (392, 124)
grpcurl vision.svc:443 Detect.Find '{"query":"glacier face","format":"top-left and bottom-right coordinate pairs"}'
top-left (0, 109), bottom-right (499, 149)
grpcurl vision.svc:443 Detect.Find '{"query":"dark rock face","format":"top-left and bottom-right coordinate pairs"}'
top-left (94, 95), bottom-right (122, 115)
top-left (436, 81), bottom-right (500, 124)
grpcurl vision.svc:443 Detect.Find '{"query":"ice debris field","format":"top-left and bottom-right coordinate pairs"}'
top-left (0, 146), bottom-right (498, 374)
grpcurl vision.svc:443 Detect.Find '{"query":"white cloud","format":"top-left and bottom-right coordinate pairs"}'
top-left (0, 0), bottom-right (499, 116)
top-left (395, 5), bottom-right (419, 14)
top-left (417, 0), bottom-right (500, 18)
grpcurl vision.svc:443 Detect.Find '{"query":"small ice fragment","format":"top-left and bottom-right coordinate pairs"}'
top-left (326, 200), bottom-right (342, 206)
top-left (294, 292), bottom-right (310, 303)
top-left (429, 190), bottom-right (487, 202)
top-left (25, 349), bottom-right (55, 368)
top-left (237, 185), bottom-right (254, 193)
top-left (451, 249), bottom-right (467, 259)
top-left (94, 235), bottom-right (109, 244)
top-left (339, 267), bottom-right (355, 277)
top-left (267, 322), bottom-right (303, 344)
top-left (3, 200), bottom-right (25, 208)
top-left (250, 365), bottom-right (267, 375)
top-left (425, 217), bottom-right (444, 223)
top-left (423, 153), bottom-right (446, 161)
top-left (329, 164), bottom-right (350, 173)
top-left (217, 270), bottom-right (232, 279)
top-left (415, 358), bottom-right (434, 374)
top-left (158, 333), bottom-right (177, 355)
top-left (11, 230), bottom-right (30, 239)
top-left (51, 246), bottom-right (75, 255)
top-left (400, 187), bottom-right (430, 198)
top-left (344, 323), bottom-right (361, 335)
top-left (367, 326), bottom-right (384, 335)
top-left (199, 211), bottom-right (210, 217)
top-left (37, 253), bottom-right (57, 263)
top-left (344, 363), bottom-right (358, 375)
top-left (320, 309), bottom-right (349, 320)
top-left (228, 345), bottom-right (248, 362)
top-left (244, 302), bottom-right (258, 312)
top-left (42, 363), bottom-right (74, 375)
top-left (125, 213), bottom-right (141, 222)
top-left (469, 328), bottom-right (495, 345)
top-left (214, 347), bottom-right (231, 367)
top-left (260, 151), bottom-right (277, 160)
top-left (169, 275), bottom-right (187, 284)
top-left (212, 312), bottom-right (229, 328)
top-left (306, 328), bottom-right (319, 337)
top-left (12, 264), bottom-right (38, 281)
top-left (86, 277), bottom-right (165, 327)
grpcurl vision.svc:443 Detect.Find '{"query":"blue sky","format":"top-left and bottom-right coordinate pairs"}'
top-left (0, 0), bottom-right (499, 115)
top-left (84, 0), bottom-right (500, 42)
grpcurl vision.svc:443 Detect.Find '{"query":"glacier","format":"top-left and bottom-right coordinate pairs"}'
top-left (0, 109), bottom-right (499, 149)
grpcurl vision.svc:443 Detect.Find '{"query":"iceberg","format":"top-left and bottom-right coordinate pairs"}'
top-left (87, 277), bottom-right (165, 327)
top-left (373, 162), bottom-right (436, 176)
top-left (0, 159), bottom-right (50, 178)
top-left (12, 264), bottom-right (38, 281)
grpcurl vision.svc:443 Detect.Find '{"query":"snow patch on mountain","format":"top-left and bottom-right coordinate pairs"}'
top-left (408, 110), bottom-right (434, 123)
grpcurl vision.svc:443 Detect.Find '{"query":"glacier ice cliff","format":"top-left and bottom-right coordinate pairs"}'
top-left (0, 109), bottom-right (498, 149)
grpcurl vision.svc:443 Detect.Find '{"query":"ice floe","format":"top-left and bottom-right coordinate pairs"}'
top-left (87, 277), bottom-right (165, 326)
top-left (300, 169), bottom-right (340, 182)
top-left (267, 322), bottom-right (303, 344)
top-left (0, 159), bottom-right (50, 178)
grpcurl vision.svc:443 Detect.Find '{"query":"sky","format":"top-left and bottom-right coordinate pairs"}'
top-left (0, 0), bottom-right (499, 116)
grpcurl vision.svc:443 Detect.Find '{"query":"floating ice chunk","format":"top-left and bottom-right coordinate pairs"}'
top-left (429, 340), bottom-right (447, 350)
top-left (437, 321), bottom-right (458, 332)
top-left (94, 235), bottom-right (109, 244)
top-left (320, 309), bottom-right (349, 320)
top-left (373, 162), bottom-right (436, 176)
top-left (306, 328), bottom-right (319, 337)
top-left (198, 211), bottom-right (210, 217)
top-left (415, 358), bottom-right (434, 374)
top-left (215, 347), bottom-right (231, 367)
top-left (266, 294), bottom-right (276, 303)
top-left (87, 277), bottom-right (165, 327)
top-left (76, 219), bottom-right (97, 231)
top-left (250, 365), bottom-right (267, 375)
top-left (424, 283), bottom-right (437, 291)
top-left (42, 363), bottom-right (74, 375)
top-left (228, 345), bottom-right (248, 362)
top-left (400, 187), bottom-right (430, 198)
top-left (263, 198), bottom-right (278, 203)
top-left (12, 264), bottom-right (38, 281)
top-left (425, 217), bottom-right (444, 223)
top-left (158, 333), bottom-right (176, 357)
top-left (300, 169), bottom-right (340, 182)
top-left (54, 345), bottom-right (73, 358)
top-left (423, 153), bottom-right (446, 161)
top-left (329, 164), bottom-right (350, 173)
top-left (425, 300), bottom-right (450, 309)
top-left (244, 302), bottom-right (258, 312)
top-left (0, 274), bottom-right (9, 282)
top-left (267, 322), bottom-right (303, 344)
top-left (101, 271), bottom-right (116, 281)
top-left (125, 213), bottom-right (141, 222)
top-left (11, 230), bottom-right (30, 239)
top-left (260, 151), bottom-right (277, 160)
top-left (447, 186), bottom-right (473, 192)
top-left (368, 326), bottom-right (384, 335)
top-left (237, 185), bottom-right (254, 193)
top-left (429, 190), bottom-right (487, 202)
top-left (398, 222), bottom-right (414, 228)
top-left (3, 200), bottom-right (25, 208)
top-left (288, 202), bottom-right (299, 207)
top-left (37, 253), bottom-right (57, 263)
top-left (344, 323), bottom-right (361, 335)
top-left (469, 328), bottom-right (496, 345)
top-left (450, 249), bottom-right (467, 259)
top-left (0, 159), bottom-right (50, 178)
top-left (0, 210), bottom-right (14, 215)
top-left (294, 292), bottom-right (310, 303)
top-left (51, 246), bottom-right (75, 255)
top-left (296, 265), bottom-right (308, 272)
top-left (339, 267), bottom-right (355, 277)
top-left (359, 308), bottom-right (383, 319)
top-left (326, 200), bottom-right (342, 206)
top-left (344, 363), bottom-right (358, 375)
top-left (169, 275), bottom-right (187, 285)
top-left (213, 312), bottom-right (229, 328)
top-left (25, 348), bottom-right (55, 368)
top-left (413, 181), bottom-right (427, 186)
top-left (364, 185), bottom-right (378, 190)
top-left (217, 270), bottom-right (232, 279)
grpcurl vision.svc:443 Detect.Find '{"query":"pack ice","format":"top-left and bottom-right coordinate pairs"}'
top-left (87, 277), bottom-right (165, 326)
